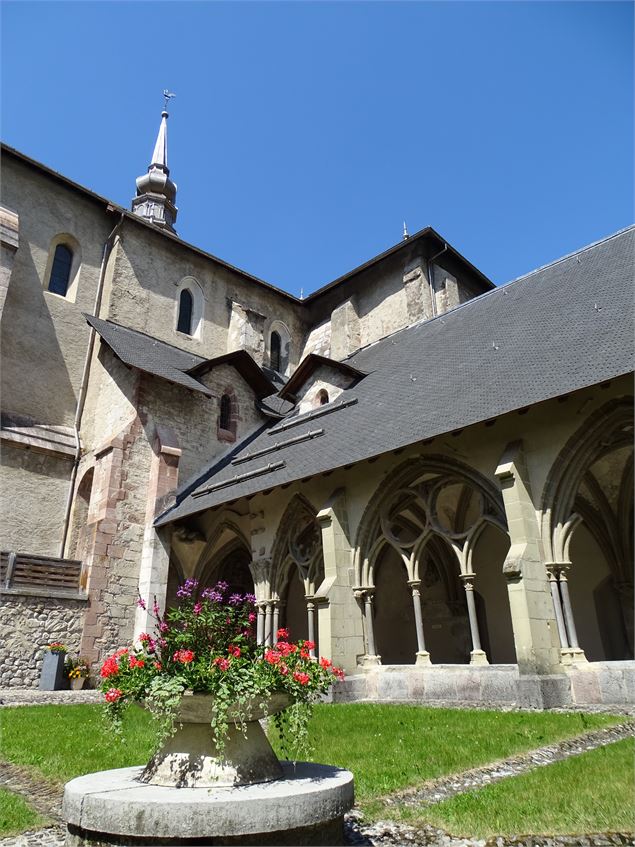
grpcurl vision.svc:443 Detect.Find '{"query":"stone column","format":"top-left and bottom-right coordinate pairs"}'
top-left (316, 489), bottom-right (365, 671)
top-left (306, 597), bottom-right (317, 657)
top-left (408, 579), bottom-right (431, 665)
top-left (264, 602), bottom-right (273, 646)
top-left (558, 568), bottom-right (587, 664)
top-left (461, 574), bottom-right (489, 666)
top-left (495, 442), bottom-right (562, 675)
top-left (546, 564), bottom-right (569, 648)
top-left (256, 603), bottom-right (266, 645)
top-left (272, 601), bottom-right (281, 640)
top-left (357, 588), bottom-right (381, 666)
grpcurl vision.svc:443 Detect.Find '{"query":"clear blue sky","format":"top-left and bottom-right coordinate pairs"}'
top-left (2, 1), bottom-right (632, 296)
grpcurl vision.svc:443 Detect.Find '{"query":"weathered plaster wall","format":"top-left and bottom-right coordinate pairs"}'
top-left (0, 593), bottom-right (86, 687)
top-left (105, 223), bottom-right (309, 368)
top-left (0, 442), bottom-right (71, 555)
top-left (81, 347), bottom-right (139, 452)
top-left (0, 153), bottom-right (113, 427)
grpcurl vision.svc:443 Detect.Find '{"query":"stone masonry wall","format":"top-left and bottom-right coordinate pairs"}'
top-left (0, 593), bottom-right (86, 687)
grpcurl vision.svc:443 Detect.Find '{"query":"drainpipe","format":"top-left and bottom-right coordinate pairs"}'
top-left (427, 242), bottom-right (448, 318)
top-left (59, 210), bottom-right (125, 558)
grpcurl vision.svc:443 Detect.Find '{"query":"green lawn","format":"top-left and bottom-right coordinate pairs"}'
top-left (0, 702), bottom-right (625, 838)
top-left (392, 737), bottom-right (635, 837)
top-left (0, 787), bottom-right (46, 836)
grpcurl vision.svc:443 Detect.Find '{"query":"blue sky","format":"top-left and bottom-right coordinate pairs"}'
top-left (2, 1), bottom-right (632, 296)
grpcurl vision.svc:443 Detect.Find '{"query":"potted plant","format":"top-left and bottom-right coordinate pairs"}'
top-left (99, 579), bottom-right (344, 787)
top-left (39, 642), bottom-right (67, 690)
top-left (66, 655), bottom-right (90, 690)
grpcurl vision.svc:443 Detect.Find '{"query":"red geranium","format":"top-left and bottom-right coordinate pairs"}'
top-left (105, 688), bottom-right (122, 703)
top-left (293, 671), bottom-right (310, 685)
top-left (173, 649), bottom-right (194, 664)
top-left (100, 656), bottom-right (119, 678)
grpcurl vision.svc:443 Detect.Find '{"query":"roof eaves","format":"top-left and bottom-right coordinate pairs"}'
top-left (278, 353), bottom-right (367, 400)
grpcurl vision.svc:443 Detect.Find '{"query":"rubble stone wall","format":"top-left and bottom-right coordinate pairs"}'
top-left (0, 592), bottom-right (86, 687)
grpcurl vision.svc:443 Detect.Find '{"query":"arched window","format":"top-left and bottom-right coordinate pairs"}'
top-left (317, 389), bottom-right (329, 406)
top-left (47, 244), bottom-right (73, 296)
top-left (219, 393), bottom-right (232, 431)
top-left (177, 289), bottom-right (194, 335)
top-left (270, 331), bottom-right (282, 372)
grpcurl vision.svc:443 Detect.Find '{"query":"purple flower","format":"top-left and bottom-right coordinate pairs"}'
top-left (228, 593), bottom-right (243, 606)
top-left (159, 622), bottom-right (169, 633)
top-left (215, 580), bottom-right (229, 593)
top-left (201, 587), bottom-right (223, 603)
top-left (176, 578), bottom-right (199, 599)
top-left (244, 593), bottom-right (257, 605)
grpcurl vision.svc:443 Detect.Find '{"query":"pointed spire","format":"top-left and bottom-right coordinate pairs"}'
top-left (403, 221), bottom-right (410, 241)
top-left (131, 94), bottom-right (178, 233)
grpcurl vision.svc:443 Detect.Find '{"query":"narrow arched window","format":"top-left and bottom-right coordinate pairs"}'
top-left (317, 389), bottom-right (329, 406)
top-left (270, 331), bottom-right (281, 372)
top-left (177, 289), bottom-right (193, 335)
top-left (48, 244), bottom-right (73, 296)
top-left (219, 393), bottom-right (232, 431)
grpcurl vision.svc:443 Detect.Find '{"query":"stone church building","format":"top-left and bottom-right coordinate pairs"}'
top-left (0, 110), bottom-right (633, 707)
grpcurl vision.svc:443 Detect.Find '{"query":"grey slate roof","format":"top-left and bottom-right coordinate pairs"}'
top-left (85, 316), bottom-right (212, 395)
top-left (156, 227), bottom-right (635, 526)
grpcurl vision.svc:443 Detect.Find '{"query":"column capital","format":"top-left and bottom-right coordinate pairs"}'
top-left (407, 579), bottom-right (422, 590)
top-left (460, 573), bottom-right (475, 589)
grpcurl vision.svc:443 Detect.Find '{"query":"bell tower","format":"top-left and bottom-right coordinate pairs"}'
top-left (132, 93), bottom-right (178, 233)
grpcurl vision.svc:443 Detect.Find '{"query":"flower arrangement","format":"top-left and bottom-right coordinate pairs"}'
top-left (99, 579), bottom-right (344, 759)
top-left (46, 642), bottom-right (67, 654)
top-left (66, 655), bottom-right (90, 679)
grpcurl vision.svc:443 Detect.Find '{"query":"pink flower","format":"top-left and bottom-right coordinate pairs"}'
top-left (137, 598), bottom-right (147, 610)
top-left (228, 644), bottom-right (241, 658)
top-left (332, 666), bottom-right (345, 680)
top-left (248, 612), bottom-right (257, 623)
top-left (304, 640), bottom-right (316, 651)
top-left (279, 663), bottom-right (289, 676)
top-left (138, 633), bottom-right (151, 643)
top-left (153, 661), bottom-right (162, 671)
top-left (213, 657), bottom-right (230, 671)
top-left (105, 688), bottom-right (122, 703)
top-left (193, 603), bottom-right (202, 616)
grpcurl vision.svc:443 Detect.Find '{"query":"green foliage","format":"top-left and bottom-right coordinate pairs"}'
top-left (400, 737), bottom-right (635, 837)
top-left (100, 580), bottom-right (343, 757)
top-left (0, 789), bottom-right (46, 836)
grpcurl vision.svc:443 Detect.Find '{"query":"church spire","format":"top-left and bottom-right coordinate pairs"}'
top-left (132, 93), bottom-right (178, 233)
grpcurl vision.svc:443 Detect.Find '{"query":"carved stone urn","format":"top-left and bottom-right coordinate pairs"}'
top-left (139, 692), bottom-right (291, 789)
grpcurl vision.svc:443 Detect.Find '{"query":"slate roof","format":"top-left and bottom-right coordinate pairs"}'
top-left (86, 316), bottom-right (276, 398)
top-left (156, 226), bottom-right (635, 526)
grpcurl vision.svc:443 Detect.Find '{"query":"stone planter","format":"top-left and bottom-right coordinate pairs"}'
top-left (38, 650), bottom-right (67, 691)
top-left (140, 691), bottom-right (291, 789)
top-left (70, 678), bottom-right (86, 691)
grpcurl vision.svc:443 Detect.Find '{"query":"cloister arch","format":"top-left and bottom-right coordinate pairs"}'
top-left (354, 455), bottom-right (511, 665)
top-left (270, 494), bottom-right (325, 653)
top-left (540, 398), bottom-right (634, 660)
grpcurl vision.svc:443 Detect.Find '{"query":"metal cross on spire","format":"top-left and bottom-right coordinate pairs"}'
top-left (163, 89), bottom-right (176, 111)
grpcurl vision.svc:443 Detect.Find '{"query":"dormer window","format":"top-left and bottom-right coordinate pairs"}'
top-left (47, 243), bottom-right (73, 296)
top-left (177, 289), bottom-right (193, 335)
top-left (270, 331), bottom-right (282, 372)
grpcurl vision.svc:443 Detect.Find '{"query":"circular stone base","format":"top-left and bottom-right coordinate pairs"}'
top-left (63, 762), bottom-right (354, 846)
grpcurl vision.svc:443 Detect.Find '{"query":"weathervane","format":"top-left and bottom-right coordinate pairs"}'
top-left (163, 89), bottom-right (176, 111)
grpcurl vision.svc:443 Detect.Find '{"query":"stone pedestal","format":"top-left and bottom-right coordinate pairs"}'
top-left (39, 650), bottom-right (68, 690)
top-left (63, 762), bottom-right (354, 846)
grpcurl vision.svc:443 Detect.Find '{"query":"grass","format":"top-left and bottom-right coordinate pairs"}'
top-left (0, 702), bottom-right (625, 837)
top-left (0, 788), bottom-right (46, 836)
top-left (390, 738), bottom-right (635, 837)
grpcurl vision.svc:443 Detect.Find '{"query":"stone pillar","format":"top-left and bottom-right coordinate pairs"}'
top-left (546, 565), bottom-right (569, 648)
top-left (0, 206), bottom-right (19, 324)
top-left (495, 442), bottom-right (562, 675)
top-left (272, 601), bottom-right (281, 640)
top-left (461, 574), bottom-right (489, 666)
top-left (408, 580), bottom-right (431, 665)
top-left (264, 602), bottom-right (273, 646)
top-left (256, 604), bottom-right (265, 645)
top-left (558, 567), bottom-right (587, 664)
top-left (306, 597), bottom-right (317, 656)
top-left (134, 427), bottom-right (181, 639)
top-left (316, 489), bottom-right (365, 671)
top-left (356, 588), bottom-right (381, 666)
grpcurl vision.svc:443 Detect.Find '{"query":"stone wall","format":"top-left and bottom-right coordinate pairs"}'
top-left (0, 592), bottom-right (86, 687)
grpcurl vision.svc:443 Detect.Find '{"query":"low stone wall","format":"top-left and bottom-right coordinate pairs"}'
top-left (332, 662), bottom-right (635, 709)
top-left (0, 591), bottom-right (87, 688)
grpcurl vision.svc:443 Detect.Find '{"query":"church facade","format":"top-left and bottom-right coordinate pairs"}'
top-left (0, 112), bottom-right (633, 706)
